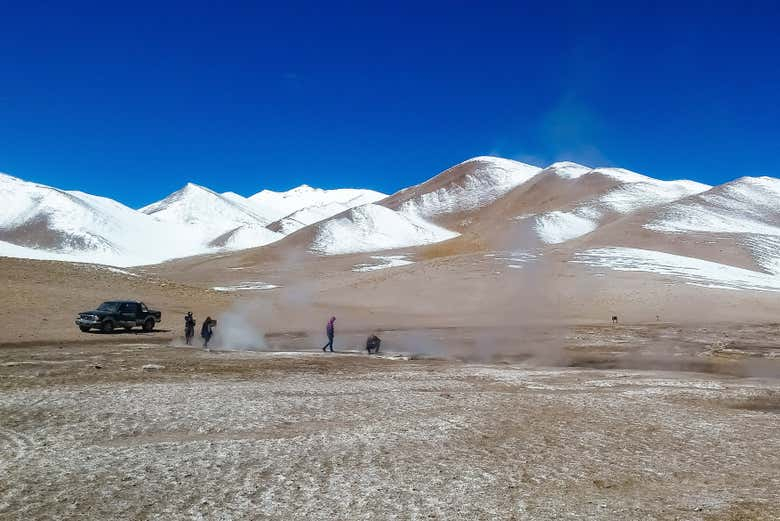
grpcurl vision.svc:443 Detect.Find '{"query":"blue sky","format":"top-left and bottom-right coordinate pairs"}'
top-left (1, 1), bottom-right (778, 208)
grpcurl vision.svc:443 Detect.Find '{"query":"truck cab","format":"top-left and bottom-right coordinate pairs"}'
top-left (76, 300), bottom-right (162, 333)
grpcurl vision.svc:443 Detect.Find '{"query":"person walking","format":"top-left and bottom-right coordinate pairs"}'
top-left (322, 316), bottom-right (336, 352)
top-left (184, 312), bottom-right (196, 345)
top-left (201, 316), bottom-right (214, 348)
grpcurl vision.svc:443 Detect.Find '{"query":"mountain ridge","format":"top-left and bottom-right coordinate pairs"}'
top-left (0, 159), bottom-right (777, 272)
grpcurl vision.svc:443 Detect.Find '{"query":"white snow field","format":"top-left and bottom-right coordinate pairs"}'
top-left (534, 211), bottom-right (600, 244)
top-left (395, 156), bottom-right (541, 218)
top-left (0, 173), bottom-right (384, 266)
top-left (209, 225), bottom-right (284, 251)
top-left (531, 164), bottom-right (710, 244)
top-left (743, 235), bottom-right (780, 275)
top-left (1, 160), bottom-right (776, 267)
top-left (311, 204), bottom-right (459, 255)
top-left (140, 183), bottom-right (274, 229)
top-left (0, 173), bottom-right (201, 266)
top-left (247, 184), bottom-right (386, 222)
top-left (573, 247), bottom-right (780, 292)
top-left (352, 255), bottom-right (414, 272)
top-left (140, 183), bottom-right (286, 251)
top-left (646, 176), bottom-right (780, 236)
top-left (270, 200), bottom-right (354, 235)
top-left (212, 282), bottom-right (280, 291)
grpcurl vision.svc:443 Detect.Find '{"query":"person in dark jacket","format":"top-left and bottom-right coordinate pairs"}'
top-left (322, 316), bottom-right (336, 352)
top-left (201, 316), bottom-right (215, 348)
top-left (184, 312), bottom-right (196, 345)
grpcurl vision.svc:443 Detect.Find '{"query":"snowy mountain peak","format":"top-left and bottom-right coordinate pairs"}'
top-left (139, 182), bottom-right (222, 215)
top-left (288, 184), bottom-right (317, 193)
top-left (384, 155), bottom-right (542, 219)
top-left (0, 171), bottom-right (23, 183)
top-left (311, 203), bottom-right (459, 255)
top-left (139, 180), bottom-right (276, 237)
top-left (545, 161), bottom-right (592, 178)
top-left (544, 163), bottom-right (711, 192)
top-left (459, 155), bottom-right (538, 169)
top-left (247, 184), bottom-right (387, 223)
top-left (727, 175), bottom-right (780, 191)
top-left (1, 155), bottom-right (765, 268)
top-left (644, 175), bottom-right (780, 237)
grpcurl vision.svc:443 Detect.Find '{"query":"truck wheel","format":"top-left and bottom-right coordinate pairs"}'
top-left (101, 321), bottom-right (114, 333)
top-left (142, 319), bottom-right (154, 332)
top-left (79, 325), bottom-right (91, 332)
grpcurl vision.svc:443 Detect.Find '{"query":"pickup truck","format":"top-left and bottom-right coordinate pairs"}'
top-left (75, 301), bottom-right (162, 333)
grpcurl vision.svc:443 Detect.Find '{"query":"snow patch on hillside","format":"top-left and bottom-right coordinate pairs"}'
top-left (353, 255), bottom-right (414, 272)
top-left (140, 183), bottom-right (273, 230)
top-left (545, 162), bottom-right (592, 179)
top-left (742, 235), bottom-right (780, 275)
top-left (599, 181), bottom-right (710, 214)
top-left (397, 156), bottom-right (540, 218)
top-left (534, 211), bottom-right (598, 244)
top-left (271, 201), bottom-right (352, 235)
top-left (312, 204), bottom-right (459, 255)
top-left (530, 168), bottom-right (709, 244)
top-left (573, 247), bottom-right (780, 292)
top-left (212, 225), bottom-right (284, 251)
top-left (0, 174), bottom-right (203, 266)
top-left (249, 185), bottom-right (386, 222)
top-left (0, 173), bottom-right (386, 265)
top-left (212, 282), bottom-right (280, 291)
top-left (646, 176), bottom-right (780, 235)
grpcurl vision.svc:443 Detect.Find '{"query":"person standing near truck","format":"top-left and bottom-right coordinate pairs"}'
top-left (201, 316), bottom-right (215, 348)
top-left (184, 312), bottom-right (196, 345)
top-left (322, 316), bottom-right (336, 352)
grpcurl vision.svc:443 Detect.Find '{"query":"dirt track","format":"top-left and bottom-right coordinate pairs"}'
top-left (1, 339), bottom-right (778, 520)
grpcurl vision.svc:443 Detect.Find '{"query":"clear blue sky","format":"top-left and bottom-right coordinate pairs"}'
top-left (1, 1), bottom-right (778, 208)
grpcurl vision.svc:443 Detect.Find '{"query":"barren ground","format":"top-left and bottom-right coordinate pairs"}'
top-left (1, 328), bottom-right (778, 520)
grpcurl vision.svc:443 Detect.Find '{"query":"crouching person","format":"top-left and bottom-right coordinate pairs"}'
top-left (366, 334), bottom-right (381, 354)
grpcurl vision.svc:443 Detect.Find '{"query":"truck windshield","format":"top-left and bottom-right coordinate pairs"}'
top-left (97, 302), bottom-right (121, 311)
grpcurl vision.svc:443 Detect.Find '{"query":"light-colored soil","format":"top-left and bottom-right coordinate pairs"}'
top-left (2, 252), bottom-right (779, 519)
top-left (1, 329), bottom-right (778, 520)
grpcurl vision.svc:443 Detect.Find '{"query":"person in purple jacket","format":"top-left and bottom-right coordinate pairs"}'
top-left (322, 316), bottom-right (336, 352)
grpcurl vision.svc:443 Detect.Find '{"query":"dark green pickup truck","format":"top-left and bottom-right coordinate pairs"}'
top-left (75, 301), bottom-right (162, 333)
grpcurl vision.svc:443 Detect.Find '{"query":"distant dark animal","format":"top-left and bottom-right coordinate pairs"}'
top-left (612, 315), bottom-right (618, 324)
top-left (366, 334), bottom-right (382, 354)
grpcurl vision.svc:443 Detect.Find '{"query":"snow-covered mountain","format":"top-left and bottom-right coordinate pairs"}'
top-left (310, 204), bottom-right (459, 255)
top-left (525, 163), bottom-right (711, 244)
top-left (140, 183), bottom-right (274, 228)
top-left (645, 176), bottom-right (780, 236)
top-left (0, 172), bottom-right (198, 266)
top-left (382, 156), bottom-right (541, 223)
top-left (267, 200), bottom-right (354, 235)
top-left (248, 185), bottom-right (386, 222)
top-left (263, 157), bottom-right (712, 257)
top-left (1, 158), bottom-right (778, 275)
top-left (139, 183), bottom-right (282, 251)
top-left (0, 172), bottom-right (390, 266)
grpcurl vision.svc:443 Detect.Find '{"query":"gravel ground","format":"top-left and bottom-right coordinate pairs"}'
top-left (0, 342), bottom-right (778, 520)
